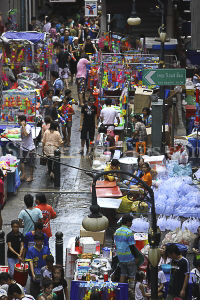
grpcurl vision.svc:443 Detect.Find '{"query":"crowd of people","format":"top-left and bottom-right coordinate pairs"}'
top-left (114, 214), bottom-right (200, 300)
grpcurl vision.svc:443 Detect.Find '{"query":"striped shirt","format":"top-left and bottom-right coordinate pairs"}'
top-left (114, 225), bottom-right (135, 262)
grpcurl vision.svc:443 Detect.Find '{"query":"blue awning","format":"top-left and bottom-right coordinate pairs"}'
top-left (2, 31), bottom-right (45, 44)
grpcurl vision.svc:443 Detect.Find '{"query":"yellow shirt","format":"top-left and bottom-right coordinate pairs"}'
top-left (104, 164), bottom-right (120, 181)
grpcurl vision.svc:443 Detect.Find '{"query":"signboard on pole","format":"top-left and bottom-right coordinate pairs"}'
top-left (85, 0), bottom-right (98, 17)
top-left (142, 69), bottom-right (186, 86)
top-left (49, 1), bottom-right (76, 3)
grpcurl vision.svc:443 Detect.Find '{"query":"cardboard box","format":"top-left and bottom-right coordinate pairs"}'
top-left (80, 226), bottom-right (106, 246)
top-left (146, 125), bottom-right (170, 147)
top-left (134, 88), bottom-right (153, 114)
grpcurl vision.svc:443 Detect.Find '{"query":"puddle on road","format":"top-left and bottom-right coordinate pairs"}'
top-left (49, 193), bottom-right (91, 262)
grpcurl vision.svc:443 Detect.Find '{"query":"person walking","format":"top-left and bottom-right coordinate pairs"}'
top-left (60, 89), bottom-right (75, 146)
top-left (166, 244), bottom-right (189, 300)
top-left (100, 98), bottom-right (120, 136)
top-left (6, 220), bottom-right (24, 278)
top-left (25, 232), bottom-right (51, 299)
top-left (18, 194), bottom-right (43, 236)
top-left (42, 121), bottom-right (63, 178)
top-left (18, 115), bottom-right (35, 182)
top-left (35, 193), bottom-right (57, 239)
top-left (56, 44), bottom-right (70, 89)
top-left (76, 54), bottom-right (90, 106)
top-left (79, 97), bottom-right (97, 154)
top-left (51, 71), bottom-right (64, 94)
top-left (42, 89), bottom-right (54, 116)
top-left (45, 96), bottom-right (62, 121)
top-left (114, 214), bottom-right (138, 283)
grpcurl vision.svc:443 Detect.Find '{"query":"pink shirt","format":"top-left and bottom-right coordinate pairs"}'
top-left (76, 58), bottom-right (89, 79)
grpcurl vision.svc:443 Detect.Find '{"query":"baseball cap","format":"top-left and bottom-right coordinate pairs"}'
top-left (88, 96), bottom-right (95, 103)
top-left (86, 36), bottom-right (91, 40)
top-left (52, 96), bottom-right (62, 102)
top-left (0, 290), bottom-right (7, 298)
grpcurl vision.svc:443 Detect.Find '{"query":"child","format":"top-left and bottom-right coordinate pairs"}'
top-left (40, 278), bottom-right (57, 300)
top-left (23, 222), bottom-right (49, 259)
top-left (0, 272), bottom-right (24, 293)
top-left (52, 265), bottom-right (68, 300)
top-left (60, 89), bottom-right (75, 146)
top-left (7, 283), bottom-right (34, 300)
top-left (40, 255), bottom-right (54, 287)
top-left (35, 193), bottom-right (56, 239)
top-left (104, 159), bottom-right (120, 182)
top-left (0, 169), bottom-right (4, 230)
top-left (135, 271), bottom-right (150, 300)
top-left (191, 259), bottom-right (200, 299)
top-left (6, 220), bottom-right (24, 278)
top-left (42, 116), bottom-right (52, 138)
top-left (51, 71), bottom-right (64, 94)
top-left (25, 232), bottom-right (51, 299)
top-left (146, 262), bottom-right (166, 299)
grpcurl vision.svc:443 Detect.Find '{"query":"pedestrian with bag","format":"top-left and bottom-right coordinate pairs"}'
top-left (18, 194), bottom-right (43, 236)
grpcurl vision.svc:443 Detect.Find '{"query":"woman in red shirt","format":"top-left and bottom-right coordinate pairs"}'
top-left (35, 193), bottom-right (57, 238)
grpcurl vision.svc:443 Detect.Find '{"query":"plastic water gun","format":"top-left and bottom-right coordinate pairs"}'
top-left (58, 114), bottom-right (66, 125)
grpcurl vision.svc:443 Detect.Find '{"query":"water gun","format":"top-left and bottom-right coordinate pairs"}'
top-left (58, 114), bottom-right (66, 125)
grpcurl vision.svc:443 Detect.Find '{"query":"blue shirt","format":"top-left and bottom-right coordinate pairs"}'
top-left (18, 208), bottom-right (43, 236)
top-left (114, 225), bottom-right (135, 262)
top-left (123, 170), bottom-right (143, 188)
top-left (53, 78), bottom-right (64, 94)
top-left (24, 231), bottom-right (49, 249)
top-left (26, 245), bottom-right (51, 281)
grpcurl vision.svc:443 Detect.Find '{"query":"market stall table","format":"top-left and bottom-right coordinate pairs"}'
top-left (97, 197), bottom-right (122, 209)
top-left (95, 186), bottom-right (122, 198)
top-left (70, 281), bottom-right (128, 300)
top-left (0, 127), bottom-right (41, 155)
top-left (96, 180), bottom-right (116, 188)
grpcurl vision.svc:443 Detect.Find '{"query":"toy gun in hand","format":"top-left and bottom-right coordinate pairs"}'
top-left (58, 114), bottom-right (66, 125)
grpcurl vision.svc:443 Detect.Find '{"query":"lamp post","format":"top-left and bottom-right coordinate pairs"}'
top-left (127, 0), bottom-right (141, 26)
top-left (156, 0), bottom-right (167, 154)
top-left (82, 170), bottom-right (160, 300)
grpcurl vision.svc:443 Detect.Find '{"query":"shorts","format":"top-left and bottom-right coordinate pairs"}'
top-left (81, 126), bottom-right (95, 141)
top-left (119, 259), bottom-right (137, 278)
top-left (76, 77), bottom-right (86, 94)
top-left (20, 150), bottom-right (35, 167)
top-left (59, 67), bottom-right (69, 79)
top-left (63, 121), bottom-right (72, 128)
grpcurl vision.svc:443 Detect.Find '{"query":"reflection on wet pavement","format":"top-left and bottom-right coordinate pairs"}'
top-left (49, 193), bottom-right (91, 260)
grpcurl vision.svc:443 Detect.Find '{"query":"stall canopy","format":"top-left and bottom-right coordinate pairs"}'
top-left (0, 31), bottom-right (46, 64)
top-left (1, 32), bottom-right (46, 44)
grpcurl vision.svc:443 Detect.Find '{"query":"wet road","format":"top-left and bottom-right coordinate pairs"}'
top-left (2, 86), bottom-right (95, 264)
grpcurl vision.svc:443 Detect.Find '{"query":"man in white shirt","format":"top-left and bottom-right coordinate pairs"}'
top-left (100, 99), bottom-right (120, 134)
top-left (43, 16), bottom-right (51, 33)
top-left (18, 115), bottom-right (35, 182)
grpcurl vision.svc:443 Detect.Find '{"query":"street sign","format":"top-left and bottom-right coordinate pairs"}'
top-left (142, 69), bottom-right (186, 86)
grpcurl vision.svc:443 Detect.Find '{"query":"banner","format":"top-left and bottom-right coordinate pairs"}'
top-left (49, 0), bottom-right (76, 2)
top-left (85, 0), bottom-right (97, 17)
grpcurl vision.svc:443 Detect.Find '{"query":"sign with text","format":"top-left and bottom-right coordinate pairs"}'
top-left (142, 69), bottom-right (186, 86)
top-left (85, 0), bottom-right (97, 17)
top-left (49, 1), bottom-right (76, 2)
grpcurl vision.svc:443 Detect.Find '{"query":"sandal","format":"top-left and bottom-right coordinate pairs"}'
top-left (20, 176), bottom-right (28, 181)
top-left (26, 177), bottom-right (34, 182)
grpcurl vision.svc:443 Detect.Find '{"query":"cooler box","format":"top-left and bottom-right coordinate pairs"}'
top-left (187, 138), bottom-right (200, 154)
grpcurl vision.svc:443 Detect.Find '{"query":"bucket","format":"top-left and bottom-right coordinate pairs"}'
top-left (102, 247), bottom-right (110, 258)
top-left (14, 263), bottom-right (29, 286)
